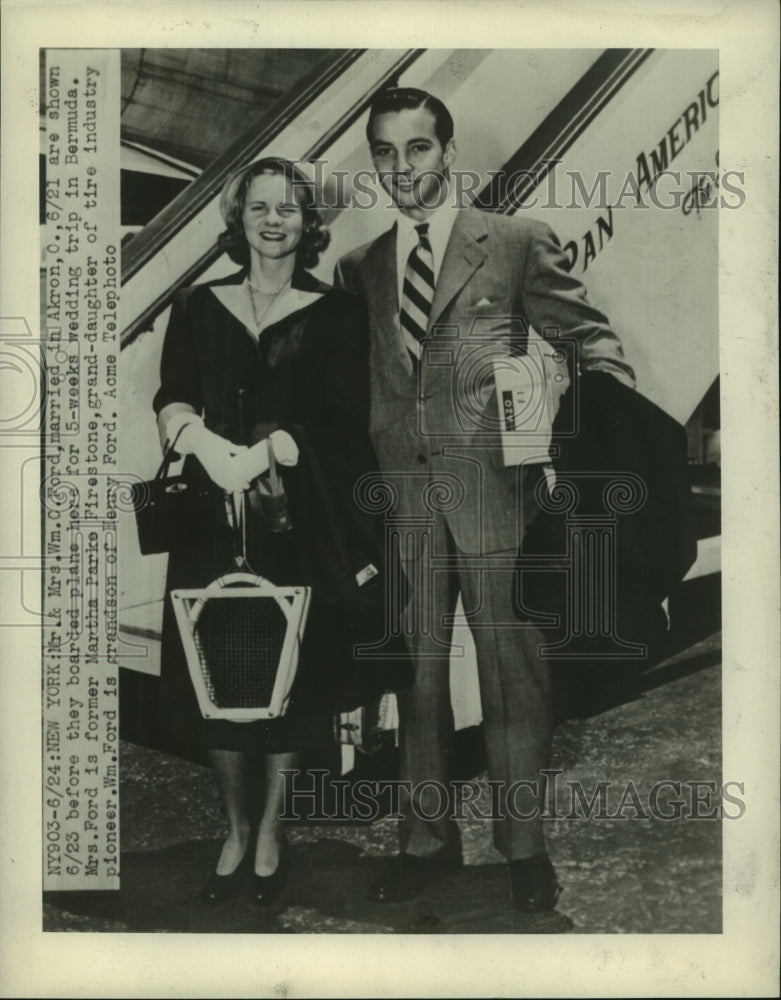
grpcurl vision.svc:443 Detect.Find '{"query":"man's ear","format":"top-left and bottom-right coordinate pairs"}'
top-left (443, 138), bottom-right (457, 169)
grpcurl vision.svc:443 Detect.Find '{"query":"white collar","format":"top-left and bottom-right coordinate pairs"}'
top-left (395, 195), bottom-right (458, 250)
top-left (395, 194), bottom-right (459, 303)
top-left (209, 279), bottom-right (324, 339)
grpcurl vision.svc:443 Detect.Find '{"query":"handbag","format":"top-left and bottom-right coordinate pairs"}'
top-left (131, 425), bottom-right (215, 555)
top-left (170, 490), bottom-right (312, 721)
top-left (254, 435), bottom-right (293, 534)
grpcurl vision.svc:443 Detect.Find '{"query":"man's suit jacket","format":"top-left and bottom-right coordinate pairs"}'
top-left (335, 207), bottom-right (635, 555)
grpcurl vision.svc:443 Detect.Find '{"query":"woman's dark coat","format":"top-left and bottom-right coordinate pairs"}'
top-left (123, 269), bottom-right (411, 763)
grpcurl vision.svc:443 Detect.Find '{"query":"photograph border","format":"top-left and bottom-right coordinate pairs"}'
top-left (1, 1), bottom-right (779, 997)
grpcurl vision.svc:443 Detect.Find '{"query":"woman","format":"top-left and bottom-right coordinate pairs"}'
top-left (152, 157), bottom-right (409, 906)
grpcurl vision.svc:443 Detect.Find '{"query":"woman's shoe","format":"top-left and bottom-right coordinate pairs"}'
top-left (249, 840), bottom-right (290, 906)
top-left (201, 850), bottom-right (250, 905)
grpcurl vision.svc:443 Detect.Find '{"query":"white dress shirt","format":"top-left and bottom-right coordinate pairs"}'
top-left (394, 192), bottom-right (459, 307)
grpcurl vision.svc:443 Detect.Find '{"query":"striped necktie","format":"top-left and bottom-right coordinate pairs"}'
top-left (400, 223), bottom-right (435, 358)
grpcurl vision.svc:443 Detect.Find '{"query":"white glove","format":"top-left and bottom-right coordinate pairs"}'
top-left (178, 420), bottom-right (249, 493)
top-left (270, 429), bottom-right (299, 467)
top-left (235, 430), bottom-right (299, 483)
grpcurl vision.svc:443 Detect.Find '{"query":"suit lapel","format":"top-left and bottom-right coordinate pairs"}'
top-left (361, 225), bottom-right (414, 374)
top-left (359, 210), bottom-right (489, 375)
top-left (429, 209), bottom-right (488, 331)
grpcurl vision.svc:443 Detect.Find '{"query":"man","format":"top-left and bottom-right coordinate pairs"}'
top-left (335, 87), bottom-right (635, 911)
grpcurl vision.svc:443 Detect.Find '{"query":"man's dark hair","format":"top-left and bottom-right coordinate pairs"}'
top-left (366, 87), bottom-right (454, 147)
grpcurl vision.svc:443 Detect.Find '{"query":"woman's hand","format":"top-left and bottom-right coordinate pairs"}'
top-left (178, 421), bottom-right (250, 493)
top-left (165, 415), bottom-right (298, 491)
top-left (234, 430), bottom-right (299, 483)
top-left (269, 429), bottom-right (299, 466)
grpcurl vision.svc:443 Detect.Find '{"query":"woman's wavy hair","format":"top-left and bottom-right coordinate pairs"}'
top-left (217, 157), bottom-right (330, 271)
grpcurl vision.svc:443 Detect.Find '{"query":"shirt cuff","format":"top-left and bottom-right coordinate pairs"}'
top-left (157, 402), bottom-right (200, 453)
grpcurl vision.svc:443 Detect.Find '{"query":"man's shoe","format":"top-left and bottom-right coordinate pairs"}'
top-left (508, 853), bottom-right (561, 913)
top-left (368, 852), bottom-right (462, 903)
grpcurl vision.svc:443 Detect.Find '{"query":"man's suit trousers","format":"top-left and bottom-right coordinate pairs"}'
top-left (397, 513), bottom-right (553, 861)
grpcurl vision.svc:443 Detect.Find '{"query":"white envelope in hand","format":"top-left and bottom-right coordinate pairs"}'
top-left (494, 342), bottom-right (569, 465)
